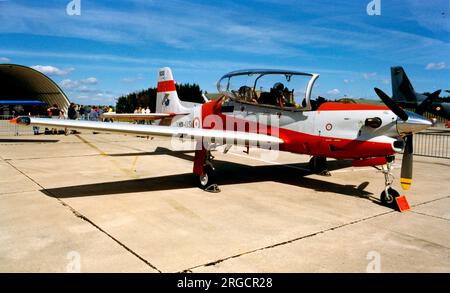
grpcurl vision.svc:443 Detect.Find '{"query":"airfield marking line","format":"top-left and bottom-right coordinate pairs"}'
top-left (130, 155), bottom-right (139, 172)
top-left (2, 159), bottom-right (162, 273)
top-left (411, 195), bottom-right (450, 208)
top-left (181, 209), bottom-right (396, 272)
top-left (410, 211), bottom-right (450, 222)
top-left (75, 134), bottom-right (139, 179)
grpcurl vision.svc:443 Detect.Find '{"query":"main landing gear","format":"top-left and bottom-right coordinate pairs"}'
top-left (309, 156), bottom-right (331, 176)
top-left (194, 146), bottom-right (220, 193)
top-left (378, 156), bottom-right (400, 209)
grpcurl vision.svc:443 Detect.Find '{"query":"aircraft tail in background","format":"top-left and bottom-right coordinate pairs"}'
top-left (391, 66), bottom-right (425, 103)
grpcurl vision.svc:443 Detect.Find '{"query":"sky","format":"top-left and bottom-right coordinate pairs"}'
top-left (0, 0), bottom-right (449, 105)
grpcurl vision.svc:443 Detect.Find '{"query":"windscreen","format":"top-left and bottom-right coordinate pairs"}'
top-left (218, 72), bottom-right (313, 109)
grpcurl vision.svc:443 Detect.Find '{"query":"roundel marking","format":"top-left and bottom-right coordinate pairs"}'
top-left (325, 123), bottom-right (333, 131)
top-left (192, 117), bottom-right (201, 128)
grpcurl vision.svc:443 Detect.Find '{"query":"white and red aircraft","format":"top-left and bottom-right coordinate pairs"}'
top-left (12, 67), bottom-right (432, 208)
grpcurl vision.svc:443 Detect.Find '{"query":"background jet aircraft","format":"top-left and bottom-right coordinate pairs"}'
top-left (391, 66), bottom-right (449, 120)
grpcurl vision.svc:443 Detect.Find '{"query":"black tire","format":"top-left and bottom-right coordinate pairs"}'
top-left (309, 156), bottom-right (327, 173)
top-left (197, 165), bottom-right (215, 189)
top-left (380, 187), bottom-right (400, 209)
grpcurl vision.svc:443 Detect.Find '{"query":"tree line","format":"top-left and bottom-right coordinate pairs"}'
top-left (115, 83), bottom-right (203, 113)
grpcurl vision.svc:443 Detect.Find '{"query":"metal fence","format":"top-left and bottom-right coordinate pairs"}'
top-left (413, 130), bottom-right (450, 159)
top-left (0, 115), bottom-right (35, 136)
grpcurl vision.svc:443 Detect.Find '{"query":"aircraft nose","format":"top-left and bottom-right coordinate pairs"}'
top-left (396, 111), bottom-right (432, 134)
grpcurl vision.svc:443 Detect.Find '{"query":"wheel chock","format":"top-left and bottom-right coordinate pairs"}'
top-left (395, 195), bottom-right (410, 212)
top-left (205, 184), bottom-right (221, 193)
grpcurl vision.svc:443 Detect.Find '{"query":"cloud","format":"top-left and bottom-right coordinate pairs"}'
top-left (362, 72), bottom-right (377, 80)
top-left (73, 91), bottom-right (116, 104)
top-left (406, 0), bottom-right (450, 34)
top-left (59, 76), bottom-right (115, 104)
top-left (327, 89), bottom-right (340, 95)
top-left (60, 77), bottom-right (98, 90)
top-left (60, 79), bottom-right (78, 90)
top-left (425, 62), bottom-right (446, 70)
top-left (343, 79), bottom-right (353, 84)
top-left (122, 74), bottom-right (144, 83)
top-left (31, 65), bottom-right (74, 76)
top-left (2, 0), bottom-right (448, 62)
top-left (1, 0), bottom-right (448, 102)
top-left (81, 77), bottom-right (98, 85)
top-left (0, 57), bottom-right (10, 62)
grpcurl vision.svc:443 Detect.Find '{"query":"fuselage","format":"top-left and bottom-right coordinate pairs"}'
top-left (164, 98), bottom-right (402, 160)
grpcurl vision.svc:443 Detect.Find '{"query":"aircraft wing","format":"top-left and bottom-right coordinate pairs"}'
top-left (11, 117), bottom-right (283, 144)
top-left (100, 112), bottom-right (185, 121)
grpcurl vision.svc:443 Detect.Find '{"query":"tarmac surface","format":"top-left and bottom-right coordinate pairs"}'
top-left (0, 133), bottom-right (449, 272)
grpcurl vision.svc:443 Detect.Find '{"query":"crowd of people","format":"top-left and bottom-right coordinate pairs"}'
top-left (66, 103), bottom-right (114, 121)
top-left (134, 106), bottom-right (151, 114)
top-left (39, 103), bottom-right (114, 134)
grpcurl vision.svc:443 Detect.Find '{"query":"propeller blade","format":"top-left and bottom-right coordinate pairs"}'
top-left (374, 88), bottom-right (409, 121)
top-left (400, 134), bottom-right (413, 190)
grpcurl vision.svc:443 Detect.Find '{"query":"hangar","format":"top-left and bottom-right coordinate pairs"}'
top-left (0, 64), bottom-right (70, 115)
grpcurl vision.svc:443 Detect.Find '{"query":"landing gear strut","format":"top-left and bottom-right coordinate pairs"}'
top-left (378, 156), bottom-right (400, 209)
top-left (309, 156), bottom-right (331, 176)
top-left (194, 146), bottom-right (220, 192)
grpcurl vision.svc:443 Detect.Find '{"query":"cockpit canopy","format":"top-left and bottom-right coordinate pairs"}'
top-left (217, 69), bottom-right (319, 111)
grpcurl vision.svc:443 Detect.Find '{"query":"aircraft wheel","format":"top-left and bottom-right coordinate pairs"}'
top-left (380, 187), bottom-right (400, 209)
top-left (198, 165), bottom-right (215, 190)
top-left (309, 156), bottom-right (329, 175)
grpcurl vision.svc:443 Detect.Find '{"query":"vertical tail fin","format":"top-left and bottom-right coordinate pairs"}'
top-left (156, 67), bottom-right (189, 114)
top-left (391, 66), bottom-right (418, 103)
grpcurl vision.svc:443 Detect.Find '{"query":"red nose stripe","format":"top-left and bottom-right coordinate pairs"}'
top-left (157, 80), bottom-right (176, 92)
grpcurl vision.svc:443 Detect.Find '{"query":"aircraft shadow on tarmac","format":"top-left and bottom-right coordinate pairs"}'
top-left (42, 147), bottom-right (378, 203)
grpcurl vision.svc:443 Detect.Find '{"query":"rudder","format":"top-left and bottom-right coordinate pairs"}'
top-left (391, 66), bottom-right (417, 103)
top-left (156, 67), bottom-right (189, 114)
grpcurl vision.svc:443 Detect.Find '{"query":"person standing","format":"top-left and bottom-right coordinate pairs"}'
top-left (47, 104), bottom-right (61, 134)
top-left (79, 105), bottom-right (85, 120)
top-left (97, 106), bottom-right (104, 121)
top-left (68, 103), bottom-right (77, 120)
top-left (89, 106), bottom-right (99, 121)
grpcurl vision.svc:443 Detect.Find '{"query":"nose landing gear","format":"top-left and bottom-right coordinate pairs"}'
top-left (378, 156), bottom-right (400, 210)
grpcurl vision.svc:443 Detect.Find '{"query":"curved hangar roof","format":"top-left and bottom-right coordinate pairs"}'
top-left (0, 64), bottom-right (70, 114)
